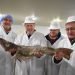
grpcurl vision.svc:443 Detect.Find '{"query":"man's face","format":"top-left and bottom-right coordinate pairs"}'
top-left (54, 51), bottom-right (64, 60)
top-left (24, 23), bottom-right (35, 33)
top-left (2, 18), bottom-right (12, 29)
top-left (65, 22), bottom-right (75, 39)
top-left (49, 29), bottom-right (60, 37)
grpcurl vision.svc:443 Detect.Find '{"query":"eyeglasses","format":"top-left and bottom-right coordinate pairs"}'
top-left (66, 28), bottom-right (75, 31)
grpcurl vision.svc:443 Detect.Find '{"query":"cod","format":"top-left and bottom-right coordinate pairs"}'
top-left (0, 38), bottom-right (73, 60)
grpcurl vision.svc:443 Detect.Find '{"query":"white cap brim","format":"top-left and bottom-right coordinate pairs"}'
top-left (48, 27), bottom-right (60, 30)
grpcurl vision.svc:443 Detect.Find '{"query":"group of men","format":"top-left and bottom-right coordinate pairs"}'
top-left (0, 14), bottom-right (75, 75)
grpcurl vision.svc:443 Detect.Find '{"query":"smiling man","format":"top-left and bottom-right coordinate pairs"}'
top-left (14, 16), bottom-right (47, 75)
top-left (0, 14), bottom-right (17, 43)
top-left (45, 21), bottom-right (67, 48)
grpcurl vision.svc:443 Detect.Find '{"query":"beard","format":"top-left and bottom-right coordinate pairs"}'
top-left (3, 25), bottom-right (11, 32)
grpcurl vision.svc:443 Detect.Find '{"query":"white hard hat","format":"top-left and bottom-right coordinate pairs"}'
top-left (66, 16), bottom-right (75, 24)
top-left (23, 16), bottom-right (35, 24)
top-left (48, 21), bottom-right (60, 30)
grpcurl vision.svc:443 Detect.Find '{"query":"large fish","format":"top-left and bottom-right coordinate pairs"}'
top-left (0, 38), bottom-right (73, 60)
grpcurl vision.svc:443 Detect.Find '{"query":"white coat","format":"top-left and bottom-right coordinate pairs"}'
top-left (62, 37), bottom-right (75, 49)
top-left (14, 31), bottom-right (47, 75)
top-left (46, 35), bottom-right (72, 75)
top-left (66, 42), bottom-right (75, 75)
top-left (0, 25), bottom-right (17, 75)
top-left (55, 38), bottom-right (75, 75)
top-left (14, 31), bottom-right (47, 46)
top-left (0, 25), bottom-right (17, 43)
top-left (63, 38), bottom-right (75, 65)
top-left (0, 50), bottom-right (14, 75)
top-left (45, 56), bottom-right (69, 75)
top-left (46, 35), bottom-right (69, 48)
top-left (28, 56), bottom-right (46, 75)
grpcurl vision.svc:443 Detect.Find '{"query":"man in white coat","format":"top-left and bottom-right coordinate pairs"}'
top-left (0, 14), bottom-right (17, 75)
top-left (14, 16), bottom-right (47, 75)
top-left (64, 16), bottom-right (75, 75)
top-left (45, 21), bottom-right (67, 48)
top-left (0, 14), bottom-right (17, 43)
top-left (45, 20), bottom-right (70, 75)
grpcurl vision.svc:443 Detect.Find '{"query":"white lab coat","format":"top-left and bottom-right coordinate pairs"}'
top-left (63, 38), bottom-right (75, 65)
top-left (65, 42), bottom-right (75, 75)
top-left (29, 56), bottom-right (46, 75)
top-left (45, 55), bottom-right (69, 75)
top-left (14, 31), bottom-right (47, 75)
top-left (55, 38), bottom-right (75, 75)
top-left (14, 31), bottom-right (47, 46)
top-left (47, 35), bottom-right (69, 48)
top-left (46, 35), bottom-right (72, 75)
top-left (0, 25), bottom-right (17, 43)
top-left (0, 25), bottom-right (17, 75)
top-left (0, 50), bottom-right (14, 75)
top-left (62, 37), bottom-right (75, 49)
top-left (66, 62), bottom-right (75, 75)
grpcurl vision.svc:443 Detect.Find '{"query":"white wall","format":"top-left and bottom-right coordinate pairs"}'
top-left (12, 25), bottom-right (67, 37)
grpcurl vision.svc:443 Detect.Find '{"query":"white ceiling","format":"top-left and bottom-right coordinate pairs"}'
top-left (0, 0), bottom-right (75, 25)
